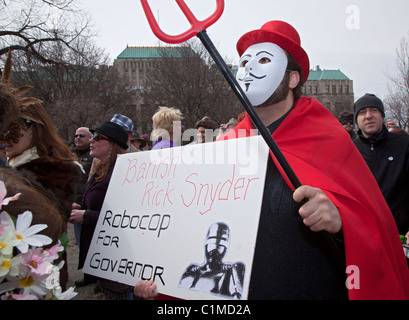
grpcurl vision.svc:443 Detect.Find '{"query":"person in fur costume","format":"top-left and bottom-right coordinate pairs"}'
top-left (0, 53), bottom-right (81, 289)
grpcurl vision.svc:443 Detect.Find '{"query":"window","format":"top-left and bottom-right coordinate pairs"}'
top-left (339, 85), bottom-right (343, 93)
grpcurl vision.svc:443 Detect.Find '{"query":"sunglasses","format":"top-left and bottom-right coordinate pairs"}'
top-left (74, 134), bottom-right (86, 138)
top-left (91, 133), bottom-right (110, 142)
top-left (340, 119), bottom-right (353, 125)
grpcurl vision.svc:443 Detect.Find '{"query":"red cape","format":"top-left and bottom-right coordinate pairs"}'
top-left (219, 97), bottom-right (409, 300)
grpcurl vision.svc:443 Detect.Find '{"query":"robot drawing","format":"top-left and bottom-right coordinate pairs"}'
top-left (178, 222), bottom-right (245, 299)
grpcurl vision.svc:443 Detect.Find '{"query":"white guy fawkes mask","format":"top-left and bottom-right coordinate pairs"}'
top-left (236, 42), bottom-right (288, 106)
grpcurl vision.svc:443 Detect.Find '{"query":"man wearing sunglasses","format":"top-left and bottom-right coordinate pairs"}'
top-left (338, 110), bottom-right (357, 140)
top-left (72, 127), bottom-right (94, 247)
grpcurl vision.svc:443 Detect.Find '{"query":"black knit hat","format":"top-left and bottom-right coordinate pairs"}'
top-left (90, 121), bottom-right (128, 150)
top-left (354, 93), bottom-right (385, 121)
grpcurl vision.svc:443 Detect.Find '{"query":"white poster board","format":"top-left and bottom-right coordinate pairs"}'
top-left (83, 135), bottom-right (269, 300)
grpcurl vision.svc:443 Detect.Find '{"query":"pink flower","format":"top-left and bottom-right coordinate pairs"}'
top-left (46, 242), bottom-right (64, 261)
top-left (20, 248), bottom-right (54, 275)
top-left (1, 292), bottom-right (38, 300)
top-left (20, 243), bottom-right (63, 275)
top-left (0, 181), bottom-right (20, 210)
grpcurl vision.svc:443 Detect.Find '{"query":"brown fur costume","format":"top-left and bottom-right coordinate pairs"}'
top-left (16, 157), bottom-right (81, 222)
top-left (0, 167), bottom-right (65, 241)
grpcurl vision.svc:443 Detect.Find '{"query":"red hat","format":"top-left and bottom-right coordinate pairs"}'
top-left (236, 20), bottom-right (310, 83)
top-left (386, 120), bottom-right (397, 129)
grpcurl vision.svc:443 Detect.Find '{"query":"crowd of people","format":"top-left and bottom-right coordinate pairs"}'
top-left (0, 74), bottom-right (239, 299)
top-left (1, 18), bottom-right (409, 301)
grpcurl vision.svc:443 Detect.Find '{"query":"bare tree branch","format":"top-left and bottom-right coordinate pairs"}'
top-left (385, 33), bottom-right (409, 131)
top-left (141, 41), bottom-right (242, 130)
top-left (11, 35), bottom-right (132, 142)
top-left (0, 0), bottom-right (93, 65)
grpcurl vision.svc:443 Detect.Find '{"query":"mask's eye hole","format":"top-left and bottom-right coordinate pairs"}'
top-left (240, 59), bottom-right (248, 68)
top-left (259, 57), bottom-right (271, 64)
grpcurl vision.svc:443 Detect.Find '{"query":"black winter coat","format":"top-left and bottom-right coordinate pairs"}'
top-left (354, 126), bottom-right (409, 234)
top-left (78, 167), bottom-right (113, 269)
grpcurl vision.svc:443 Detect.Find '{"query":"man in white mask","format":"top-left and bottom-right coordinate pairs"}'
top-left (219, 20), bottom-right (409, 300)
top-left (236, 42), bottom-right (288, 107)
top-left (134, 20), bottom-right (409, 300)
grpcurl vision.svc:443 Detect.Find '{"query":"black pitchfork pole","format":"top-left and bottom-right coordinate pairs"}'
top-left (141, 0), bottom-right (346, 267)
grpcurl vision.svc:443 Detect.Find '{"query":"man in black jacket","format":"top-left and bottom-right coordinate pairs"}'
top-left (72, 127), bottom-right (93, 247)
top-left (354, 93), bottom-right (409, 237)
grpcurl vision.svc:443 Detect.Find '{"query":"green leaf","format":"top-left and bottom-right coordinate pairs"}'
top-left (59, 232), bottom-right (69, 257)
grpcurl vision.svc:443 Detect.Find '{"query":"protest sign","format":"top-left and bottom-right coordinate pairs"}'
top-left (83, 135), bottom-right (269, 300)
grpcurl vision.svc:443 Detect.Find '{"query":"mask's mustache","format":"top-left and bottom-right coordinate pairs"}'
top-left (249, 72), bottom-right (266, 79)
top-left (238, 72), bottom-right (266, 81)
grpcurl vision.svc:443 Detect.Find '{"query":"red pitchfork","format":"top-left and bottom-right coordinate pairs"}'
top-left (140, 0), bottom-right (302, 190)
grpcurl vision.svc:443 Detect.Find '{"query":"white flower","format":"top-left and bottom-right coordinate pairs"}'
top-left (52, 286), bottom-right (78, 300)
top-left (0, 211), bottom-right (14, 236)
top-left (13, 211), bottom-right (52, 253)
top-left (0, 266), bottom-right (50, 299)
top-left (45, 265), bottom-right (60, 290)
top-left (0, 255), bottom-right (22, 281)
top-left (0, 255), bottom-right (10, 279)
top-left (0, 230), bottom-right (20, 257)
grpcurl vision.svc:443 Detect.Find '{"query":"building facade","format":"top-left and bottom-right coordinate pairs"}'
top-left (303, 66), bottom-right (354, 117)
top-left (113, 46), bottom-right (189, 133)
top-left (114, 47), bottom-right (354, 131)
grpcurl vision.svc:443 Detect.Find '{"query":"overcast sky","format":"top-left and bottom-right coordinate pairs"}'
top-left (79, 0), bottom-right (409, 101)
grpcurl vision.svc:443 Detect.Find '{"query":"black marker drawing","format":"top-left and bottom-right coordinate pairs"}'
top-left (178, 222), bottom-right (245, 299)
